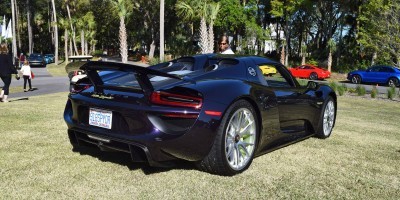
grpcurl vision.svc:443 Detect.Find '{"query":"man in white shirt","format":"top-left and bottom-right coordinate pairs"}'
top-left (218, 35), bottom-right (235, 54)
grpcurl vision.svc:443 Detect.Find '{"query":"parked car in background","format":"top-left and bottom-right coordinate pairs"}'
top-left (44, 54), bottom-right (55, 64)
top-left (347, 65), bottom-right (400, 87)
top-left (289, 64), bottom-right (331, 80)
top-left (259, 64), bottom-right (277, 76)
top-left (64, 54), bottom-right (337, 176)
top-left (28, 53), bottom-right (46, 67)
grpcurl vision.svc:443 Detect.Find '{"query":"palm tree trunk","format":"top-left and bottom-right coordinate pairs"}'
top-left (119, 16), bottom-right (127, 63)
top-left (27, 0), bottom-right (33, 54)
top-left (199, 17), bottom-right (208, 53)
top-left (51, 0), bottom-right (58, 64)
top-left (81, 30), bottom-right (84, 55)
top-left (159, 0), bottom-right (165, 62)
top-left (328, 51), bottom-right (332, 72)
top-left (11, 0), bottom-right (17, 61)
top-left (64, 31), bottom-right (68, 62)
top-left (66, 4), bottom-right (79, 55)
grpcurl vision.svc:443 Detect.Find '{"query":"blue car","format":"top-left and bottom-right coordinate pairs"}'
top-left (44, 54), bottom-right (55, 64)
top-left (347, 65), bottom-right (400, 87)
top-left (28, 53), bottom-right (46, 67)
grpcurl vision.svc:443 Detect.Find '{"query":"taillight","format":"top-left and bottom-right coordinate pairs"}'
top-left (150, 91), bottom-right (202, 109)
top-left (71, 84), bottom-right (91, 93)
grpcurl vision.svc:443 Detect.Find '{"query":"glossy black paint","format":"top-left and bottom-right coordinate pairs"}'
top-left (64, 54), bottom-right (336, 166)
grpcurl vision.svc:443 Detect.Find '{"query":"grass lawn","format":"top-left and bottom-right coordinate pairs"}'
top-left (0, 93), bottom-right (399, 199)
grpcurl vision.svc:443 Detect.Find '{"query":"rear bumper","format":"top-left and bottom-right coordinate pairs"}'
top-left (68, 128), bottom-right (167, 166)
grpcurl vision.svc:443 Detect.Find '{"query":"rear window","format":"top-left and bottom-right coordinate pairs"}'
top-left (99, 70), bottom-right (195, 89)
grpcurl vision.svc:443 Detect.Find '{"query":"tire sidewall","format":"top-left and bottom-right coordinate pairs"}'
top-left (310, 72), bottom-right (318, 80)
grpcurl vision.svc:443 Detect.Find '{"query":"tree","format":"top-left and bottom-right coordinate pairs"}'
top-left (111, 0), bottom-right (132, 63)
top-left (160, 0), bottom-right (164, 61)
top-left (11, 0), bottom-right (17, 61)
top-left (176, 0), bottom-right (220, 53)
top-left (327, 38), bottom-right (336, 72)
top-left (51, 0), bottom-right (58, 64)
top-left (271, 0), bottom-right (305, 66)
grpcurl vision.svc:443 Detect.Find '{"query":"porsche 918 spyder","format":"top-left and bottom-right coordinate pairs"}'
top-left (64, 55), bottom-right (337, 176)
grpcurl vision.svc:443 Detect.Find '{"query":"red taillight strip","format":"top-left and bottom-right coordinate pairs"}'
top-left (205, 110), bottom-right (222, 116)
top-left (150, 91), bottom-right (203, 109)
top-left (163, 113), bottom-right (199, 119)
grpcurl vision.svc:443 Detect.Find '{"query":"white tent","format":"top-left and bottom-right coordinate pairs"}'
top-left (5, 19), bottom-right (12, 39)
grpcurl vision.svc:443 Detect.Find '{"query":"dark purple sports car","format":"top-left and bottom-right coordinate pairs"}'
top-left (64, 54), bottom-right (337, 176)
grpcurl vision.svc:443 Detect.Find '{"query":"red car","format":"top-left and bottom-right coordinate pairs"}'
top-left (289, 64), bottom-right (331, 80)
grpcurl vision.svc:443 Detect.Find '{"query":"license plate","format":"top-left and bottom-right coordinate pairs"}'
top-left (89, 108), bottom-right (113, 129)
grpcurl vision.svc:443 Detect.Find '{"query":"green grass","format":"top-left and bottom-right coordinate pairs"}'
top-left (46, 61), bottom-right (69, 77)
top-left (1, 93), bottom-right (399, 199)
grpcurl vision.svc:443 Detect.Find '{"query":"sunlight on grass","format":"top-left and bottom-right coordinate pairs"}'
top-left (0, 93), bottom-right (399, 199)
top-left (46, 61), bottom-right (69, 77)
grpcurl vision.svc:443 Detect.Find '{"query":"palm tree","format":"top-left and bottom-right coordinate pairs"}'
top-left (176, 0), bottom-right (219, 53)
top-left (11, 0), bottom-right (17, 60)
top-left (64, 0), bottom-right (79, 55)
top-left (26, 0), bottom-right (33, 54)
top-left (51, 0), bottom-right (58, 64)
top-left (206, 2), bottom-right (220, 53)
top-left (160, 0), bottom-right (165, 61)
top-left (111, 0), bottom-right (131, 63)
top-left (327, 39), bottom-right (336, 72)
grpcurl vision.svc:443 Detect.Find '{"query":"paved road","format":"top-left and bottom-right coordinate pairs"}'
top-left (0, 58), bottom-right (149, 101)
top-left (1, 67), bottom-right (70, 100)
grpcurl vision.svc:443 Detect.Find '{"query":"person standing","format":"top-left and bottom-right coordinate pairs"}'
top-left (19, 53), bottom-right (25, 69)
top-left (0, 42), bottom-right (17, 102)
top-left (20, 60), bottom-right (33, 92)
top-left (218, 35), bottom-right (235, 54)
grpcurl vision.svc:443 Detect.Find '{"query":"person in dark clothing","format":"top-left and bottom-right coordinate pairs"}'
top-left (0, 42), bottom-right (17, 102)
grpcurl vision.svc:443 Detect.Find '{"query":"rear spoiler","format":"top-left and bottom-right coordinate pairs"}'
top-left (80, 61), bottom-right (183, 96)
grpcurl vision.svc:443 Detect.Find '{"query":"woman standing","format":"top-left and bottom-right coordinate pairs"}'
top-left (0, 42), bottom-right (17, 102)
top-left (20, 60), bottom-right (33, 92)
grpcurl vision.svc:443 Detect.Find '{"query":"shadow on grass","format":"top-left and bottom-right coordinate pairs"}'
top-left (72, 145), bottom-right (197, 175)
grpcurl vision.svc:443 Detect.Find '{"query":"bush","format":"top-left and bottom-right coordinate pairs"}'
top-left (371, 86), bottom-right (378, 98)
top-left (148, 57), bottom-right (161, 66)
top-left (329, 81), bottom-right (338, 92)
top-left (297, 79), bottom-right (308, 86)
top-left (387, 86), bottom-right (396, 100)
top-left (356, 85), bottom-right (366, 96)
top-left (337, 85), bottom-right (346, 96)
top-left (341, 83), bottom-right (348, 92)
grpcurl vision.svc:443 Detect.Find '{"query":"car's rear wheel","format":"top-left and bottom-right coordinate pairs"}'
top-left (316, 96), bottom-right (336, 139)
top-left (387, 77), bottom-right (399, 87)
top-left (309, 72), bottom-right (318, 80)
top-left (196, 100), bottom-right (258, 176)
top-left (351, 75), bottom-right (361, 84)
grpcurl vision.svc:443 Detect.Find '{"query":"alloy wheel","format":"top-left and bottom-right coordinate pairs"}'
top-left (225, 108), bottom-right (256, 171)
top-left (323, 100), bottom-right (335, 136)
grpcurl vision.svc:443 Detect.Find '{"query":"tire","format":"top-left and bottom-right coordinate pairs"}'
top-left (316, 96), bottom-right (336, 139)
top-left (387, 78), bottom-right (399, 87)
top-left (351, 75), bottom-right (361, 84)
top-left (196, 100), bottom-right (258, 176)
top-left (309, 72), bottom-right (318, 80)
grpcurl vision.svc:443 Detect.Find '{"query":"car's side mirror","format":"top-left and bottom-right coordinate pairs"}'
top-left (306, 81), bottom-right (319, 89)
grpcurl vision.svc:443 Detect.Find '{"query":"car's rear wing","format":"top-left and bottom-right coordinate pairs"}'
top-left (80, 61), bottom-right (183, 96)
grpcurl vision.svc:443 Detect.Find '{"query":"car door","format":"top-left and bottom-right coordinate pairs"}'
top-left (379, 67), bottom-right (394, 84)
top-left (363, 66), bottom-right (381, 83)
top-left (257, 63), bottom-right (317, 148)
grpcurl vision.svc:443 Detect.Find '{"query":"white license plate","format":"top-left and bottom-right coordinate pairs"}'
top-left (89, 108), bottom-right (113, 129)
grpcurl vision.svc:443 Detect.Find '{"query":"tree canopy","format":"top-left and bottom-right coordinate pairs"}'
top-left (1, 0), bottom-right (400, 71)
